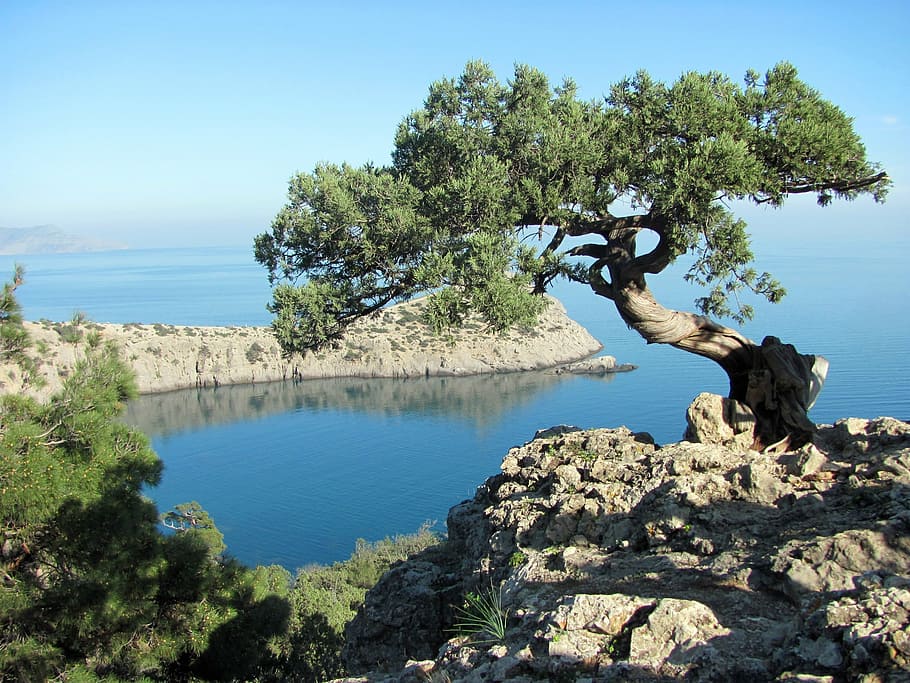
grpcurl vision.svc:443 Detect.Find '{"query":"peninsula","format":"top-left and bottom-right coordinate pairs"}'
top-left (1, 295), bottom-right (609, 401)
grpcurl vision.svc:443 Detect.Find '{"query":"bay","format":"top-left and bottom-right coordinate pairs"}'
top-left (3, 242), bottom-right (908, 569)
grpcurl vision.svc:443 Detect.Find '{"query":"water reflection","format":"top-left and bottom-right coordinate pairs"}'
top-left (121, 369), bottom-right (622, 569)
top-left (124, 369), bottom-right (618, 437)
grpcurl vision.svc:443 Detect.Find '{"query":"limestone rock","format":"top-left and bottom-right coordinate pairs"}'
top-left (628, 599), bottom-right (731, 671)
top-left (685, 391), bottom-right (757, 448)
top-left (777, 582), bottom-right (910, 677)
top-left (772, 529), bottom-right (910, 599)
top-left (342, 417), bottom-right (910, 681)
top-left (1, 295), bottom-right (605, 401)
top-left (554, 594), bottom-right (653, 636)
top-left (342, 547), bottom-right (462, 673)
top-left (549, 355), bottom-right (636, 375)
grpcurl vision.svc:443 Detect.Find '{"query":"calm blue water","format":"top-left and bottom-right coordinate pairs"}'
top-left (4, 244), bottom-right (908, 569)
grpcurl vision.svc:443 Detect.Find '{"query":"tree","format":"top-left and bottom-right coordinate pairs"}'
top-left (0, 275), bottom-right (290, 681)
top-left (0, 266), bottom-right (34, 375)
top-left (254, 61), bottom-right (888, 448)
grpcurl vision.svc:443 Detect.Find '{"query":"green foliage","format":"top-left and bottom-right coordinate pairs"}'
top-left (422, 232), bottom-right (546, 333)
top-left (569, 444), bottom-right (599, 463)
top-left (256, 61), bottom-right (887, 352)
top-left (0, 266), bottom-right (43, 390)
top-left (452, 583), bottom-right (509, 644)
top-left (508, 550), bottom-right (527, 567)
top-left (254, 163), bottom-right (436, 352)
top-left (266, 524), bottom-right (440, 681)
top-left (245, 340), bottom-right (266, 363)
top-left (0, 265), bottom-right (29, 363)
top-left (162, 501), bottom-right (227, 557)
top-left (683, 208), bottom-right (786, 324)
top-left (85, 329), bottom-right (103, 349)
top-left (56, 310), bottom-right (88, 344)
top-left (0, 274), bottom-right (291, 682)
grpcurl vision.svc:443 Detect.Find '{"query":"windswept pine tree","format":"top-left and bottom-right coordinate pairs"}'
top-left (256, 62), bottom-right (888, 448)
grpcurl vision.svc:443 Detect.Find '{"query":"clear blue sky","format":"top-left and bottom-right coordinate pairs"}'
top-left (1, 0), bottom-right (908, 249)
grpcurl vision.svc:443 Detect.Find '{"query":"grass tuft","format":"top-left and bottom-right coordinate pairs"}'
top-left (453, 582), bottom-right (509, 644)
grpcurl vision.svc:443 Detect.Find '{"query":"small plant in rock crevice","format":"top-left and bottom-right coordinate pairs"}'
top-left (508, 550), bottom-right (527, 567)
top-left (452, 583), bottom-right (509, 644)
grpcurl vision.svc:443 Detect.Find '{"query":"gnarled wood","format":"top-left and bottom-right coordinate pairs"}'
top-left (606, 279), bottom-right (824, 448)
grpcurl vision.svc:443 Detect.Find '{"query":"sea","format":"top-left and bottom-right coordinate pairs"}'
top-left (3, 243), bottom-right (908, 570)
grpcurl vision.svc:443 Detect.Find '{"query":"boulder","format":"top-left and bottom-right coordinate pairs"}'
top-left (628, 599), bottom-right (731, 671)
top-left (339, 417), bottom-right (910, 682)
top-left (684, 391), bottom-right (757, 448)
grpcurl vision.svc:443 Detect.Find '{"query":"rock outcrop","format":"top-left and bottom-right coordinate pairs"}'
top-left (548, 356), bottom-right (636, 376)
top-left (339, 411), bottom-right (910, 682)
top-left (1, 295), bottom-right (607, 401)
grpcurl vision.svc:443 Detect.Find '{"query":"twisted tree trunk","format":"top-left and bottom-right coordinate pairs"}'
top-left (558, 216), bottom-right (829, 449)
top-left (610, 280), bottom-right (826, 449)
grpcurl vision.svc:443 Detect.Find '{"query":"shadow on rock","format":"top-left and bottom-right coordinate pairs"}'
top-left (340, 414), bottom-right (910, 681)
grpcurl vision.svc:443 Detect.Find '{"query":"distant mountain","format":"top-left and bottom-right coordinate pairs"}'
top-left (0, 225), bottom-right (128, 255)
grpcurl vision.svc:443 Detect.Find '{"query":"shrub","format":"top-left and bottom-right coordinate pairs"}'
top-left (269, 523), bottom-right (440, 680)
top-left (246, 341), bottom-right (267, 363)
top-left (55, 311), bottom-right (87, 344)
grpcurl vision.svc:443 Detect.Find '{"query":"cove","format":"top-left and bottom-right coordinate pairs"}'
top-left (124, 370), bottom-right (635, 569)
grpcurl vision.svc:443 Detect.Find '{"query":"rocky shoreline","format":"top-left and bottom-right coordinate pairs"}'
top-left (1, 295), bottom-right (608, 401)
top-left (336, 410), bottom-right (910, 682)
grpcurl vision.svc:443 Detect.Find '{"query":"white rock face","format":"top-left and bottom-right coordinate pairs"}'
top-left (1, 295), bottom-right (603, 400)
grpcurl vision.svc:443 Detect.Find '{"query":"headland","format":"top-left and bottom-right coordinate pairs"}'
top-left (1, 295), bottom-right (611, 401)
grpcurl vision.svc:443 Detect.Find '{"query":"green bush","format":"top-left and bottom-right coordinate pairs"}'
top-left (0, 273), bottom-right (291, 682)
top-left (267, 524), bottom-right (440, 681)
top-left (246, 341), bottom-right (267, 363)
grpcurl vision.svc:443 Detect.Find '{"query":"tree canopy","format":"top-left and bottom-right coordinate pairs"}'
top-left (0, 273), bottom-right (295, 681)
top-left (255, 61), bottom-right (887, 444)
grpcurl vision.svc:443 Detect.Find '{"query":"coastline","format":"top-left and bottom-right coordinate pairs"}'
top-left (2, 295), bottom-right (607, 401)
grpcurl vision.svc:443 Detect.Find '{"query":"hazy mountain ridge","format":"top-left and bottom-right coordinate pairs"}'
top-left (0, 225), bottom-right (127, 255)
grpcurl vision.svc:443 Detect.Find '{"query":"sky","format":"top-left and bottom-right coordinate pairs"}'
top-left (1, 0), bottom-right (908, 249)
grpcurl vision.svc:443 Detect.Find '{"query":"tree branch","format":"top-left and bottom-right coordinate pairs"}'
top-left (781, 170), bottom-right (888, 196)
top-left (587, 258), bottom-right (615, 300)
top-left (564, 211), bottom-right (654, 238)
top-left (628, 219), bottom-right (673, 277)
top-left (567, 243), bottom-right (609, 259)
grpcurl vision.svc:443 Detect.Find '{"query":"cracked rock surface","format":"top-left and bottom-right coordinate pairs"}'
top-left (338, 413), bottom-right (910, 682)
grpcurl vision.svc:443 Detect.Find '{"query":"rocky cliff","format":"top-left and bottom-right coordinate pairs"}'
top-left (337, 408), bottom-right (910, 682)
top-left (1, 295), bottom-right (605, 401)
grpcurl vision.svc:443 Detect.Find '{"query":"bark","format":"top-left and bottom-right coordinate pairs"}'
top-left (555, 210), bottom-right (828, 448)
top-left (607, 279), bottom-right (825, 449)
